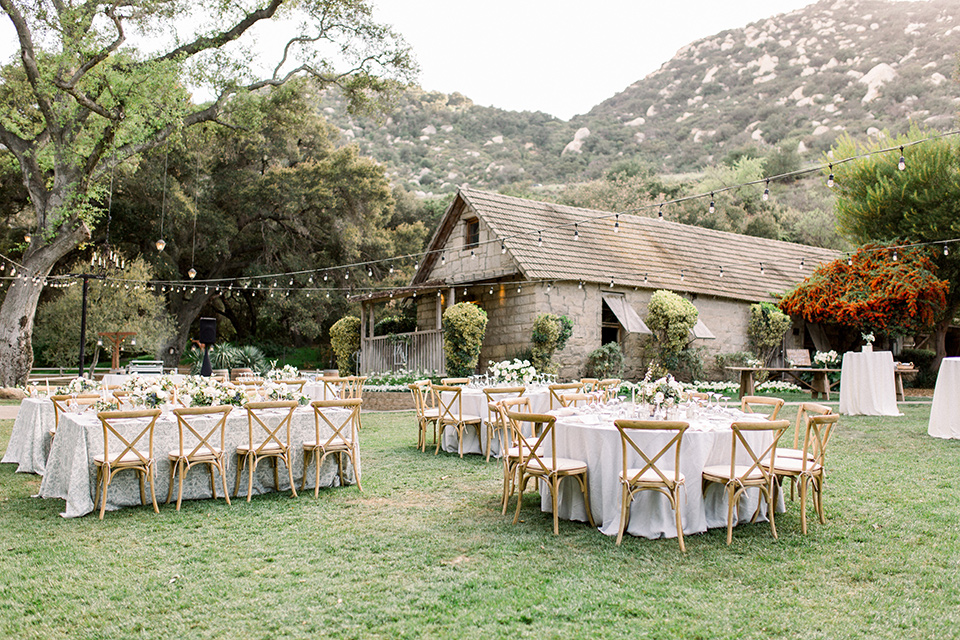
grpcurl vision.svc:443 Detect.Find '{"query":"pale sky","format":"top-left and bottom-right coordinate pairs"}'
top-left (373, 0), bottom-right (820, 119)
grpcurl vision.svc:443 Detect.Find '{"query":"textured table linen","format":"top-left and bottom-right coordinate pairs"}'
top-left (839, 350), bottom-right (900, 416)
top-left (1, 398), bottom-right (55, 475)
top-left (439, 387), bottom-right (551, 456)
top-left (38, 406), bottom-right (353, 517)
top-left (928, 357), bottom-right (960, 439)
top-left (539, 409), bottom-right (781, 540)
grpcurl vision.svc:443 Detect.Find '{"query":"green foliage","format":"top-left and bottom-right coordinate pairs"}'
top-left (330, 316), bottom-right (362, 375)
top-left (374, 314), bottom-right (417, 336)
top-left (645, 290), bottom-right (699, 371)
top-left (899, 348), bottom-right (937, 388)
top-left (586, 342), bottom-right (625, 379)
top-left (33, 258), bottom-right (174, 367)
top-left (442, 303), bottom-right (488, 377)
top-left (715, 351), bottom-right (768, 383)
top-left (674, 347), bottom-right (706, 383)
top-left (530, 313), bottom-right (573, 374)
top-left (184, 343), bottom-right (268, 375)
top-left (748, 302), bottom-right (793, 364)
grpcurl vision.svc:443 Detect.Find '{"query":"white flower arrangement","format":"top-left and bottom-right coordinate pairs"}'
top-left (179, 376), bottom-right (245, 407)
top-left (689, 380), bottom-right (740, 394)
top-left (487, 359), bottom-right (537, 385)
top-left (56, 377), bottom-right (100, 395)
top-left (813, 350), bottom-right (841, 368)
top-left (755, 380), bottom-right (803, 393)
top-left (861, 332), bottom-right (875, 345)
top-left (265, 364), bottom-right (300, 380)
top-left (636, 371), bottom-right (685, 405)
top-left (121, 374), bottom-right (180, 408)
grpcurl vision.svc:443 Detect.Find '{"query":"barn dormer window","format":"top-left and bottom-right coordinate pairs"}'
top-left (464, 218), bottom-right (480, 249)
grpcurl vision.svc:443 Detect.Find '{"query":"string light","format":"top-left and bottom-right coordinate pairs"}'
top-left (762, 180), bottom-right (770, 202)
top-left (847, 256), bottom-right (853, 266)
top-left (800, 258), bottom-right (805, 270)
top-left (614, 214), bottom-right (620, 233)
top-left (680, 270), bottom-right (684, 282)
top-left (644, 273), bottom-right (648, 284)
top-left (892, 249), bottom-right (898, 262)
top-left (759, 262), bottom-right (764, 275)
top-left (501, 240), bottom-right (506, 254)
top-left (719, 266), bottom-right (724, 278)
top-left (945, 244), bottom-right (950, 257)
top-left (440, 253), bottom-right (445, 265)
top-left (708, 194), bottom-right (715, 214)
top-left (578, 280), bottom-right (583, 289)
top-left (537, 231), bottom-right (543, 247)
top-left (470, 250), bottom-right (476, 260)
top-left (827, 165), bottom-right (835, 188)
top-left (574, 223), bottom-right (579, 240)
top-left (367, 267), bottom-right (373, 277)
top-left (898, 146), bottom-right (906, 171)
top-left (658, 204), bottom-right (664, 219)
top-left (388, 265), bottom-right (394, 274)
top-left (517, 284), bottom-right (521, 293)
top-left (546, 282), bottom-right (552, 292)
top-left (610, 278), bottom-right (615, 287)
top-left (323, 273), bottom-right (328, 282)
top-left (344, 271), bottom-right (349, 280)
top-left (489, 286), bottom-right (494, 295)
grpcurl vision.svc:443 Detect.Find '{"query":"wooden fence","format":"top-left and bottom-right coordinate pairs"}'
top-left (360, 330), bottom-right (445, 375)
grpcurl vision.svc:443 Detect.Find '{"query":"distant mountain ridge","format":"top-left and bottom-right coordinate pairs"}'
top-left (318, 0), bottom-right (960, 194)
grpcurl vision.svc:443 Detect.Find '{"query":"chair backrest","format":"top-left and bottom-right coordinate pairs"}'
top-left (242, 400), bottom-right (298, 453)
top-left (440, 378), bottom-right (470, 386)
top-left (597, 379), bottom-right (622, 402)
top-left (97, 409), bottom-right (162, 466)
top-left (614, 419), bottom-right (688, 488)
top-left (51, 393), bottom-right (101, 429)
top-left (504, 410), bottom-right (557, 471)
top-left (740, 396), bottom-right (785, 420)
top-left (558, 392), bottom-right (596, 408)
top-left (311, 398), bottom-right (362, 449)
top-left (407, 381), bottom-right (428, 418)
top-left (548, 382), bottom-right (583, 409)
top-left (483, 386), bottom-right (525, 422)
top-left (172, 405), bottom-right (233, 459)
top-left (275, 379), bottom-right (307, 393)
top-left (792, 402), bottom-right (832, 449)
top-left (686, 391), bottom-right (710, 402)
top-left (727, 420), bottom-right (791, 486)
top-left (579, 378), bottom-right (599, 393)
top-left (797, 413), bottom-right (840, 471)
top-left (111, 390), bottom-right (134, 409)
top-left (431, 384), bottom-right (465, 423)
top-left (341, 376), bottom-right (366, 400)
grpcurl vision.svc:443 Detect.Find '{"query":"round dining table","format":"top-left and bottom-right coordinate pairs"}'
top-left (439, 386), bottom-right (551, 456)
top-left (537, 406), bottom-right (782, 540)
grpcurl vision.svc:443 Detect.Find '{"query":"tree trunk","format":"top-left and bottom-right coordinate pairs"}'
top-left (931, 318), bottom-right (950, 374)
top-left (0, 221), bottom-right (90, 386)
top-left (161, 292), bottom-right (214, 369)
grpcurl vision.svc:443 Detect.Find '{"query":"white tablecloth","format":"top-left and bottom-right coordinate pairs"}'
top-left (539, 409), bottom-right (781, 540)
top-left (439, 387), bottom-right (551, 456)
top-left (101, 373), bottom-right (185, 387)
top-left (839, 350), bottom-right (900, 416)
top-left (38, 405), bottom-right (354, 517)
top-left (1, 397), bottom-right (55, 474)
top-left (929, 357), bottom-right (960, 439)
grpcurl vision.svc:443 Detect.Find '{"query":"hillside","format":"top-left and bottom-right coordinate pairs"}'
top-left (319, 0), bottom-right (960, 194)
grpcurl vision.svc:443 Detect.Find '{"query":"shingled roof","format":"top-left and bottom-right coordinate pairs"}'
top-left (414, 188), bottom-right (840, 304)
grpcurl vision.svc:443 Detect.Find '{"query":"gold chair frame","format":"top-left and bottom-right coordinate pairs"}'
top-left (233, 400), bottom-right (299, 501)
top-left (482, 386), bottom-right (526, 462)
top-left (548, 382), bottom-right (583, 409)
top-left (613, 419), bottom-right (689, 551)
top-left (772, 413), bottom-right (840, 534)
top-left (408, 380), bottom-right (439, 452)
top-left (301, 398), bottom-right (363, 496)
top-left (558, 392), bottom-right (596, 408)
top-left (93, 409), bottom-right (162, 520)
top-left (50, 393), bottom-right (100, 439)
top-left (740, 396), bottom-right (785, 420)
top-left (166, 405), bottom-right (233, 511)
top-left (495, 397), bottom-right (532, 515)
top-left (431, 384), bottom-right (483, 458)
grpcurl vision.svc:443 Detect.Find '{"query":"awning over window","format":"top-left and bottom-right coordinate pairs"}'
top-left (601, 292), bottom-right (652, 335)
top-left (689, 318), bottom-right (716, 340)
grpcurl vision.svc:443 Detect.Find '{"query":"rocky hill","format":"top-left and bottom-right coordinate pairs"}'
top-left (319, 0), bottom-right (960, 195)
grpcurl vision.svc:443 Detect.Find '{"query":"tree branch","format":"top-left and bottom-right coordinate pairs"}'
top-left (55, 6), bottom-right (126, 90)
top-left (0, 0), bottom-right (58, 130)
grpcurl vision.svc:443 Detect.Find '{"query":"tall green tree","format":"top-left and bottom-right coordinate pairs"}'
top-left (830, 128), bottom-right (960, 366)
top-left (0, 0), bottom-right (414, 385)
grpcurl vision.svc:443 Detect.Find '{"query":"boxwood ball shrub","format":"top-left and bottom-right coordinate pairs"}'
top-left (645, 289), bottom-right (698, 370)
top-left (442, 302), bottom-right (488, 378)
top-left (330, 316), bottom-right (361, 375)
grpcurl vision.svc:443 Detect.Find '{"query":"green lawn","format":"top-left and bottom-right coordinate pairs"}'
top-left (1, 403), bottom-right (958, 639)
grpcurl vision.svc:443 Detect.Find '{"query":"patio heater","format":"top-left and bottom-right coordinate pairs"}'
top-left (198, 317), bottom-right (217, 377)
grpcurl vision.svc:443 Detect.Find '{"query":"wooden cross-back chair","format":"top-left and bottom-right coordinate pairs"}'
top-left (613, 419), bottom-right (689, 551)
top-left (597, 379), bottom-right (622, 402)
top-left (772, 413), bottom-right (840, 534)
top-left (233, 400), bottom-right (299, 501)
top-left (495, 397), bottom-right (533, 515)
top-left (783, 402), bottom-right (833, 455)
top-left (431, 384), bottom-right (483, 457)
top-left (407, 380), bottom-right (439, 452)
top-left (93, 409), bottom-right (163, 520)
top-left (548, 382), bottom-right (583, 409)
top-left (740, 396), bottom-right (785, 420)
top-left (482, 386), bottom-right (526, 462)
top-left (440, 377), bottom-right (470, 386)
top-left (318, 376), bottom-right (367, 400)
top-left (301, 398), bottom-right (363, 496)
top-left (558, 392), bottom-right (596, 408)
top-left (579, 378), bottom-right (599, 393)
top-left (274, 379), bottom-right (307, 393)
top-left (50, 393), bottom-right (101, 440)
top-left (701, 419), bottom-right (790, 544)
top-left (166, 405), bottom-right (233, 511)
top-left (505, 410), bottom-right (596, 535)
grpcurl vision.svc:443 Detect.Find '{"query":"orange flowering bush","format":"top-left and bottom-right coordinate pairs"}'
top-left (779, 244), bottom-right (949, 337)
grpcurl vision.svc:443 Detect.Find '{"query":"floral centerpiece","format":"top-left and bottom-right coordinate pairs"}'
top-left (487, 359), bottom-right (536, 385)
top-left (265, 364), bottom-right (300, 380)
top-left (180, 376), bottom-right (246, 407)
top-left (121, 374), bottom-right (180, 408)
top-left (56, 377), bottom-right (100, 395)
top-left (259, 380), bottom-right (310, 405)
top-left (813, 350), bottom-right (841, 368)
top-left (861, 332), bottom-right (875, 352)
top-left (636, 371), bottom-right (685, 406)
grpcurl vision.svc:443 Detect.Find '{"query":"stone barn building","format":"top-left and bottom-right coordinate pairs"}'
top-left (352, 188), bottom-right (839, 380)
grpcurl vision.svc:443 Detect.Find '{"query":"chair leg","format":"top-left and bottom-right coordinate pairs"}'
top-left (246, 454), bottom-right (255, 502)
top-left (726, 485), bottom-right (736, 545)
top-left (166, 460), bottom-right (177, 505)
top-left (673, 490), bottom-right (686, 552)
top-left (435, 423), bottom-right (444, 455)
top-left (551, 476), bottom-right (560, 535)
top-left (766, 486), bottom-right (778, 540)
top-left (272, 456), bottom-right (280, 493)
top-left (138, 470), bottom-right (146, 506)
top-left (300, 449), bottom-right (312, 493)
top-left (285, 453), bottom-right (297, 498)
top-left (352, 447), bottom-right (362, 492)
top-left (800, 476), bottom-right (809, 534)
top-left (314, 450), bottom-right (323, 498)
top-left (208, 465), bottom-right (217, 499)
top-left (99, 469), bottom-right (110, 520)
top-left (579, 474), bottom-right (596, 528)
top-left (513, 471), bottom-right (526, 525)
top-left (218, 460), bottom-right (231, 506)
top-left (176, 461), bottom-right (186, 511)
top-left (616, 484), bottom-right (630, 545)
top-left (233, 454), bottom-right (245, 499)
top-left (147, 468), bottom-right (159, 514)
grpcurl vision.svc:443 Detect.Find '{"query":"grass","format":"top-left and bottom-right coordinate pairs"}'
top-left (1, 403), bottom-right (959, 639)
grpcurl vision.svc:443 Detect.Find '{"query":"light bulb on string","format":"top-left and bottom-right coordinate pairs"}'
top-left (326, 291), bottom-right (330, 299)
top-left (610, 278), bottom-right (614, 287)
top-left (489, 286), bottom-right (494, 295)
top-left (719, 266), bottom-right (724, 278)
top-left (436, 290), bottom-right (441, 297)
top-left (289, 278), bottom-right (294, 286)
top-left (388, 265), bottom-right (394, 274)
top-left (658, 204), bottom-right (664, 219)
top-left (470, 250), bottom-right (476, 261)
top-left (680, 270), bottom-right (685, 282)
top-left (574, 223), bottom-right (579, 240)
top-left (344, 271), bottom-right (349, 280)
top-left (24, 233), bottom-right (31, 243)
top-left (644, 273), bottom-right (648, 284)
top-left (614, 214), bottom-right (620, 233)
top-left (323, 273), bottom-right (328, 282)
top-left (898, 146), bottom-right (906, 171)
top-left (440, 253), bottom-right (446, 265)
top-left (799, 258), bottom-right (805, 270)
top-left (708, 194), bottom-right (715, 214)
top-left (367, 267), bottom-right (373, 277)
top-left (578, 281), bottom-right (583, 290)
top-left (537, 231), bottom-right (543, 247)
top-left (944, 244), bottom-right (950, 257)
top-left (763, 180), bottom-right (770, 202)
top-left (155, 239), bottom-right (165, 252)
top-left (827, 165), bottom-right (835, 188)
top-left (892, 249), bottom-right (898, 262)
top-left (517, 284), bottom-right (521, 293)
top-left (308, 275), bottom-right (314, 284)
top-left (501, 240), bottom-right (506, 254)
top-left (760, 262), bottom-right (765, 275)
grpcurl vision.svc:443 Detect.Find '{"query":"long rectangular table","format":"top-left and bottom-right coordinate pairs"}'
top-left (727, 366), bottom-right (841, 400)
top-left (1, 397), bottom-right (56, 475)
top-left (38, 405), bottom-right (354, 517)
